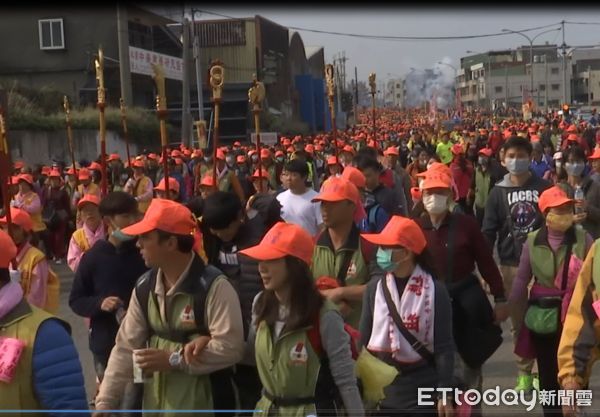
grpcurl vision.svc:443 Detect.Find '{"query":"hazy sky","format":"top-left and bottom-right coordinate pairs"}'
top-left (157, 6), bottom-right (600, 84)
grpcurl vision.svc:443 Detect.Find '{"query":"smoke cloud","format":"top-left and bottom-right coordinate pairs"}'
top-left (403, 57), bottom-right (456, 110)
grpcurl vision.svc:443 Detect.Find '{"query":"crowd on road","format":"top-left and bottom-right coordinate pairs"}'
top-left (3, 106), bottom-right (600, 417)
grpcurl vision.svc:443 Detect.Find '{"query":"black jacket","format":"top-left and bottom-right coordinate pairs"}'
top-left (69, 239), bottom-right (148, 355)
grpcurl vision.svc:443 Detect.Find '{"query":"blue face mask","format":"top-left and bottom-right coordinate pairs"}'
top-left (110, 222), bottom-right (136, 243)
top-left (376, 247), bottom-right (399, 273)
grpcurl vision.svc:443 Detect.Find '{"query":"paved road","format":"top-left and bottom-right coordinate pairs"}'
top-left (54, 263), bottom-right (600, 415)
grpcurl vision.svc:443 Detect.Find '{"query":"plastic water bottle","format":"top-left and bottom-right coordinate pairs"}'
top-left (575, 185), bottom-right (585, 215)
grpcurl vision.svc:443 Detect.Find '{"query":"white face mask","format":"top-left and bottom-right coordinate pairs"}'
top-left (423, 193), bottom-right (448, 215)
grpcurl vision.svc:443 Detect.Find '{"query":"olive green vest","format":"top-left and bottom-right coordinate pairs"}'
top-left (142, 277), bottom-right (224, 416)
top-left (218, 171), bottom-right (233, 193)
top-left (311, 230), bottom-right (369, 328)
top-left (0, 299), bottom-right (69, 416)
top-left (527, 226), bottom-right (587, 288)
top-left (268, 165), bottom-right (278, 190)
top-left (474, 168), bottom-right (491, 209)
top-left (253, 301), bottom-right (336, 417)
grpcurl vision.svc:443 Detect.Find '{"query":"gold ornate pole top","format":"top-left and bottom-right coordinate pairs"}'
top-left (95, 48), bottom-right (105, 105)
top-left (209, 60), bottom-right (224, 101)
top-left (325, 64), bottom-right (335, 99)
top-left (248, 75), bottom-right (265, 112)
top-left (119, 97), bottom-right (126, 115)
top-left (63, 96), bottom-right (71, 119)
top-left (151, 63), bottom-right (167, 112)
top-left (0, 113), bottom-right (6, 152)
top-left (368, 73), bottom-right (377, 95)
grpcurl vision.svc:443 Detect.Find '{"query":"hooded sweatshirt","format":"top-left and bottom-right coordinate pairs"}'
top-left (482, 172), bottom-right (551, 266)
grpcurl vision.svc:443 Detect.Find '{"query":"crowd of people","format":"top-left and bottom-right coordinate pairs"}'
top-left (2, 106), bottom-right (600, 417)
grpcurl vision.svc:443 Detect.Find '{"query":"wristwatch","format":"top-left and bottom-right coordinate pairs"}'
top-left (169, 348), bottom-right (184, 369)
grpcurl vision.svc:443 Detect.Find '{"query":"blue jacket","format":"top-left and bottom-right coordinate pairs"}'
top-left (33, 319), bottom-right (90, 416)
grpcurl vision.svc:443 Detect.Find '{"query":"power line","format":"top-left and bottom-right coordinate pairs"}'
top-left (195, 10), bottom-right (563, 42)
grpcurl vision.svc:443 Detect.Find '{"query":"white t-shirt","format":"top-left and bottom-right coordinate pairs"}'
top-left (276, 188), bottom-right (323, 236)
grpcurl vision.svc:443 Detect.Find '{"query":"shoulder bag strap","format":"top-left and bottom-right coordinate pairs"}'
top-left (560, 243), bottom-right (573, 292)
top-left (336, 250), bottom-right (354, 287)
top-left (381, 276), bottom-right (435, 365)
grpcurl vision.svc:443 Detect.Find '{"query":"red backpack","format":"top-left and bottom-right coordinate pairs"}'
top-left (306, 311), bottom-right (361, 360)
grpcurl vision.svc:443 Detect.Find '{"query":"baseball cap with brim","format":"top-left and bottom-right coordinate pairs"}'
top-left (384, 147), bottom-right (399, 156)
top-left (362, 215), bottom-right (427, 255)
top-left (48, 169), bottom-right (61, 178)
top-left (154, 177), bottom-right (180, 194)
top-left (77, 194), bottom-right (101, 209)
top-left (341, 166), bottom-right (366, 189)
top-left (239, 222), bottom-right (314, 265)
top-left (78, 169), bottom-right (91, 181)
top-left (0, 207), bottom-right (33, 232)
top-left (478, 148), bottom-right (493, 157)
top-left (107, 153), bottom-right (120, 162)
top-left (121, 199), bottom-right (196, 236)
top-left (18, 174), bottom-right (34, 186)
top-left (588, 148), bottom-right (600, 160)
top-left (251, 168), bottom-right (269, 180)
top-left (312, 177), bottom-right (359, 204)
top-left (200, 176), bottom-right (216, 187)
top-left (132, 160), bottom-right (145, 168)
top-left (421, 172), bottom-right (452, 190)
top-left (327, 155), bottom-right (340, 166)
top-left (538, 186), bottom-right (573, 214)
top-left (0, 229), bottom-right (17, 268)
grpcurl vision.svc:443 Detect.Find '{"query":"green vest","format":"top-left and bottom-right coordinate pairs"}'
top-left (267, 165), bottom-right (278, 190)
top-left (253, 301), bottom-right (336, 417)
top-left (474, 168), bottom-right (491, 209)
top-left (0, 299), bottom-right (69, 416)
top-left (527, 226), bottom-right (587, 288)
top-left (311, 230), bottom-right (369, 328)
top-left (218, 171), bottom-right (232, 193)
top-left (142, 277), bottom-right (224, 416)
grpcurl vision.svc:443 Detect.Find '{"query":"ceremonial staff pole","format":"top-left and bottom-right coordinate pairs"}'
top-left (248, 75), bottom-right (265, 191)
top-left (369, 73), bottom-right (377, 140)
top-left (151, 63), bottom-right (170, 195)
top-left (0, 110), bottom-right (12, 227)
top-left (63, 96), bottom-right (78, 187)
top-left (94, 48), bottom-right (108, 196)
top-left (209, 61), bottom-right (224, 186)
top-left (119, 98), bottom-right (132, 168)
top-left (325, 64), bottom-right (339, 164)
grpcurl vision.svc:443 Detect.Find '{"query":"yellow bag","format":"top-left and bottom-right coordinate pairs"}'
top-left (355, 348), bottom-right (399, 406)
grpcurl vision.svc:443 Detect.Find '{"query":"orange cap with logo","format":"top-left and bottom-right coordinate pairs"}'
top-left (77, 194), bottom-right (101, 209)
top-left (0, 207), bottom-right (33, 232)
top-left (312, 177), bottom-right (359, 204)
top-left (0, 229), bottom-right (16, 268)
top-left (362, 215), bottom-right (427, 254)
top-left (341, 166), bottom-right (367, 189)
top-left (421, 171), bottom-right (452, 190)
top-left (154, 177), bottom-right (180, 194)
top-left (538, 185), bottom-right (573, 214)
top-left (121, 199), bottom-right (196, 236)
top-left (240, 222), bottom-right (314, 265)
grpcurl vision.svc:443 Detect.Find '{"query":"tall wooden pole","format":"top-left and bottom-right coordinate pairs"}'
top-left (95, 48), bottom-right (108, 196)
top-left (119, 98), bottom-right (132, 168)
top-left (63, 96), bottom-right (78, 187)
top-left (0, 110), bottom-right (12, 227)
top-left (151, 64), bottom-right (170, 195)
top-left (325, 64), bottom-right (339, 164)
top-left (369, 72), bottom-right (377, 141)
top-left (249, 75), bottom-right (265, 191)
top-left (209, 60), bottom-right (224, 187)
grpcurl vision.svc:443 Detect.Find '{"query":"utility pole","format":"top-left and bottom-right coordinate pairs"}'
top-left (588, 65), bottom-right (592, 106)
top-left (181, 16), bottom-right (192, 146)
top-left (545, 57), bottom-right (549, 113)
top-left (354, 66), bottom-right (358, 124)
top-left (116, 4), bottom-right (133, 106)
top-left (505, 63), bottom-right (509, 109)
top-left (192, 9), bottom-right (205, 124)
top-left (561, 20), bottom-right (568, 105)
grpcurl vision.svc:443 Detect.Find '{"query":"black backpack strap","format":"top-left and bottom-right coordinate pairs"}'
top-left (134, 268), bottom-right (159, 329)
top-left (192, 264), bottom-right (224, 335)
top-left (336, 250), bottom-right (355, 287)
top-left (381, 275), bottom-right (435, 366)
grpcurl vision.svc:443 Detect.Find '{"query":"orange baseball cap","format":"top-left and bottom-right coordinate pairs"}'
top-left (41, 166), bottom-right (51, 176)
top-left (362, 215), bottom-right (427, 254)
top-left (216, 149), bottom-right (226, 160)
top-left (312, 177), bottom-right (359, 205)
top-left (236, 155), bottom-right (246, 164)
top-left (48, 169), bottom-right (61, 178)
top-left (200, 175), bottom-right (216, 187)
top-left (66, 167), bottom-right (76, 176)
top-left (77, 194), bottom-right (101, 209)
top-left (478, 148), bottom-right (493, 157)
top-left (18, 174), bottom-right (34, 186)
top-left (0, 207), bottom-right (33, 232)
top-left (78, 168), bottom-right (91, 180)
top-left (567, 134), bottom-right (579, 142)
top-left (384, 147), bottom-right (399, 156)
top-left (341, 145), bottom-right (355, 155)
top-left (260, 148), bottom-right (271, 159)
top-left (251, 168), bottom-right (269, 180)
top-left (107, 153), bottom-right (120, 162)
top-left (416, 162), bottom-right (451, 178)
top-left (567, 125), bottom-right (578, 133)
top-left (588, 148), bottom-right (600, 160)
top-left (538, 185), bottom-right (573, 214)
top-left (341, 166), bottom-right (366, 189)
top-left (327, 155), bottom-right (340, 165)
top-left (421, 171), bottom-right (452, 190)
top-left (132, 160), bottom-right (145, 168)
top-left (13, 161), bottom-right (24, 170)
top-left (121, 199), bottom-right (196, 236)
top-left (275, 150), bottom-right (284, 158)
top-left (234, 141), bottom-right (242, 147)
top-left (0, 229), bottom-right (17, 268)
top-left (88, 162), bottom-right (102, 171)
top-left (148, 153), bottom-right (159, 160)
top-left (154, 177), bottom-right (180, 194)
top-left (239, 221), bottom-right (314, 265)
top-left (171, 149), bottom-right (182, 158)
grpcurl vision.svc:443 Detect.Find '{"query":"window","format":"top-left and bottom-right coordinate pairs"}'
top-left (539, 84), bottom-right (546, 92)
top-left (495, 86), bottom-right (503, 93)
top-left (551, 67), bottom-right (559, 75)
top-left (551, 84), bottom-right (560, 91)
top-left (198, 21), bottom-right (246, 47)
top-left (396, 93), bottom-right (401, 98)
top-left (396, 83), bottom-right (401, 89)
top-left (38, 18), bottom-right (64, 49)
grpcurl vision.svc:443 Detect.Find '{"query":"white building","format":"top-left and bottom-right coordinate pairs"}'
top-left (385, 78), bottom-right (404, 108)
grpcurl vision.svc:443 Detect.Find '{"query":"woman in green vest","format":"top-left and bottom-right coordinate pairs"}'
top-left (510, 185), bottom-right (594, 417)
top-left (240, 222), bottom-right (364, 417)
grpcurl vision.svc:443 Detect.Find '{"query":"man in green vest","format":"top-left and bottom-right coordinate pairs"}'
top-left (310, 177), bottom-right (373, 329)
top-left (0, 229), bottom-right (90, 415)
top-left (94, 199), bottom-right (245, 417)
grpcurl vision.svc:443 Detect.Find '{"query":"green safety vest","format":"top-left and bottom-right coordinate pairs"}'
top-left (311, 229), bottom-right (370, 329)
top-left (0, 299), bottom-right (69, 416)
top-left (474, 168), bottom-right (491, 209)
top-left (527, 226), bottom-right (587, 288)
top-left (140, 271), bottom-right (225, 416)
top-left (253, 301), bottom-right (336, 417)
